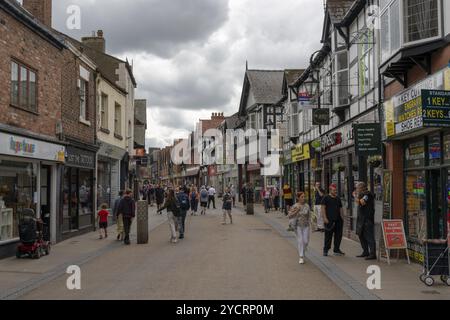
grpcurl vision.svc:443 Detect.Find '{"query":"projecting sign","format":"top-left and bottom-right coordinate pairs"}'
top-left (421, 90), bottom-right (450, 127)
top-left (354, 123), bottom-right (381, 156)
top-left (312, 108), bottom-right (330, 125)
top-left (298, 92), bottom-right (311, 108)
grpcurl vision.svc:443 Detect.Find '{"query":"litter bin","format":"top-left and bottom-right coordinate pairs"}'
top-left (246, 186), bottom-right (254, 215)
top-left (136, 200), bottom-right (148, 244)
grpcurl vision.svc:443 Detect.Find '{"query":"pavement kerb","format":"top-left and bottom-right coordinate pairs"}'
top-left (0, 212), bottom-right (168, 301)
top-left (234, 204), bottom-right (381, 300)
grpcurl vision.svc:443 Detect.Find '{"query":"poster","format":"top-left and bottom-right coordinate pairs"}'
top-left (382, 220), bottom-right (407, 249)
top-left (382, 171), bottom-right (392, 219)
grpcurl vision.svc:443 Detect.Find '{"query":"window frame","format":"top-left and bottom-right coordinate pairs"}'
top-left (100, 93), bottom-right (109, 130)
top-left (79, 79), bottom-right (88, 121)
top-left (10, 59), bottom-right (38, 114)
top-left (114, 102), bottom-right (122, 137)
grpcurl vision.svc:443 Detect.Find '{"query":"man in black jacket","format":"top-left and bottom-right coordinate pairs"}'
top-left (117, 190), bottom-right (136, 245)
top-left (354, 182), bottom-right (377, 260)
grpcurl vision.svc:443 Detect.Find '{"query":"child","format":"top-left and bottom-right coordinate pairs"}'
top-left (97, 203), bottom-right (109, 239)
top-left (222, 188), bottom-right (233, 225)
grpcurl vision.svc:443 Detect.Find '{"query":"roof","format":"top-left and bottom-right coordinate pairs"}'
top-left (134, 99), bottom-right (147, 126)
top-left (246, 70), bottom-right (285, 105)
top-left (1, 0), bottom-right (65, 49)
top-left (225, 112), bottom-right (245, 130)
top-left (327, 0), bottom-right (355, 24)
top-left (285, 69), bottom-right (305, 86)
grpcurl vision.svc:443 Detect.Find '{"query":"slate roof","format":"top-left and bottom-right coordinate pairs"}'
top-left (326, 0), bottom-right (355, 24)
top-left (285, 69), bottom-right (305, 87)
top-left (225, 112), bottom-right (245, 130)
top-left (246, 70), bottom-right (285, 105)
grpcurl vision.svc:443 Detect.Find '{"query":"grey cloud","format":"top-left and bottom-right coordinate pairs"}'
top-left (53, 0), bottom-right (229, 57)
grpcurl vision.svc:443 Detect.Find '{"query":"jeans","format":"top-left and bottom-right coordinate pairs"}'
top-left (177, 210), bottom-right (187, 235)
top-left (208, 196), bottom-right (216, 209)
top-left (264, 198), bottom-right (270, 212)
top-left (296, 226), bottom-right (310, 257)
top-left (123, 216), bottom-right (133, 243)
top-left (324, 219), bottom-right (343, 253)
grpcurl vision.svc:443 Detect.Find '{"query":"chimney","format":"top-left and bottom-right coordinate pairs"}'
top-left (23, 0), bottom-right (52, 28)
top-left (81, 30), bottom-right (106, 53)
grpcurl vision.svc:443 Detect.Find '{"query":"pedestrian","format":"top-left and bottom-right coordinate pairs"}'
top-left (113, 190), bottom-right (124, 241)
top-left (283, 183), bottom-right (293, 217)
top-left (157, 189), bottom-right (180, 243)
top-left (97, 203), bottom-right (109, 239)
top-left (354, 182), bottom-right (377, 260)
top-left (313, 182), bottom-right (326, 232)
top-left (207, 185), bottom-right (216, 209)
top-left (190, 186), bottom-right (199, 216)
top-left (321, 184), bottom-right (345, 256)
top-left (288, 192), bottom-right (311, 264)
top-left (155, 184), bottom-right (165, 212)
top-left (176, 186), bottom-right (190, 239)
top-left (116, 190), bottom-right (136, 245)
top-left (222, 187), bottom-right (233, 225)
top-left (199, 186), bottom-right (209, 215)
top-left (241, 183), bottom-right (247, 206)
top-left (272, 186), bottom-right (280, 211)
top-left (230, 185), bottom-right (236, 208)
top-left (263, 187), bottom-right (271, 213)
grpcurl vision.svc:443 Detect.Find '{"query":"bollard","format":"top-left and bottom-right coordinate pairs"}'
top-left (136, 200), bottom-right (148, 244)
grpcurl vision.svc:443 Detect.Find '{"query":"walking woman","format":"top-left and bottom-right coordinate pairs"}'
top-left (288, 192), bottom-right (312, 264)
top-left (190, 187), bottom-right (199, 216)
top-left (157, 189), bottom-right (180, 243)
top-left (222, 188), bottom-right (233, 225)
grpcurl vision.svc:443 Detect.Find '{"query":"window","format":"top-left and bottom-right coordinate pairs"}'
top-left (80, 79), bottom-right (88, 120)
top-left (358, 29), bottom-right (374, 96)
top-left (405, 171), bottom-right (427, 240)
top-left (100, 93), bottom-right (109, 130)
top-left (114, 102), bottom-right (122, 136)
top-left (404, 0), bottom-right (439, 44)
top-left (381, 0), bottom-right (441, 62)
top-left (333, 51), bottom-right (349, 108)
top-left (10, 61), bottom-right (37, 112)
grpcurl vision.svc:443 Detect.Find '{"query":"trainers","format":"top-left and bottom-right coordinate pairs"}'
top-left (323, 252), bottom-right (328, 257)
top-left (299, 258), bottom-right (305, 264)
top-left (179, 234), bottom-right (184, 239)
top-left (99, 235), bottom-right (103, 240)
top-left (334, 250), bottom-right (345, 256)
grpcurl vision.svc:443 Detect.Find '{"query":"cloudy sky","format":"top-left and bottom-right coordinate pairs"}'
top-left (49, 0), bottom-right (324, 149)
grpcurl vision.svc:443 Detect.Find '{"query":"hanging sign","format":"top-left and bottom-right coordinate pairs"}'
top-left (354, 123), bottom-right (382, 156)
top-left (312, 108), bottom-right (330, 125)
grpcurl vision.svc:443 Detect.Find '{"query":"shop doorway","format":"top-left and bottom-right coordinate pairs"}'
top-left (428, 169), bottom-right (445, 239)
top-left (40, 165), bottom-right (51, 240)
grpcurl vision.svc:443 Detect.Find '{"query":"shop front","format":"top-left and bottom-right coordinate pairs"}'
top-left (96, 142), bottom-right (126, 211)
top-left (0, 132), bottom-right (65, 258)
top-left (247, 163), bottom-right (262, 203)
top-left (320, 113), bottom-right (383, 239)
top-left (292, 143), bottom-right (313, 206)
top-left (62, 146), bottom-right (96, 240)
top-left (384, 68), bottom-right (450, 262)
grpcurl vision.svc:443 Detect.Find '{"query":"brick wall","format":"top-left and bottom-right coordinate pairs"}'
top-left (0, 9), bottom-right (62, 139)
top-left (60, 49), bottom-right (96, 146)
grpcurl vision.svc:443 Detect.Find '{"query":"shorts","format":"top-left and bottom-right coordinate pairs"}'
top-left (285, 199), bottom-right (293, 206)
top-left (200, 201), bottom-right (207, 208)
top-left (99, 221), bottom-right (108, 229)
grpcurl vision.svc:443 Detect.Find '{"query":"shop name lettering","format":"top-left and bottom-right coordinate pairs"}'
top-left (67, 153), bottom-right (93, 166)
top-left (10, 137), bottom-right (36, 154)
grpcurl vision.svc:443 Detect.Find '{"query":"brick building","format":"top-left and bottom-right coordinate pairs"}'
top-left (0, 0), bottom-right (67, 258)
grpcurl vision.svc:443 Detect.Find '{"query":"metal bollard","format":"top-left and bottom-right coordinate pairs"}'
top-left (136, 200), bottom-right (149, 244)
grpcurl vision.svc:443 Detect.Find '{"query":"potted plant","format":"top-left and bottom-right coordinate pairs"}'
top-left (333, 162), bottom-right (346, 173)
top-left (352, 164), bottom-right (359, 172)
top-left (368, 155), bottom-right (382, 168)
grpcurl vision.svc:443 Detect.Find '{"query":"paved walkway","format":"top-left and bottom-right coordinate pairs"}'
top-left (246, 204), bottom-right (450, 300)
top-left (2, 204), bottom-right (348, 300)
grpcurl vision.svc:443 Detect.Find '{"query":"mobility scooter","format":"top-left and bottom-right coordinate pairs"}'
top-left (16, 209), bottom-right (51, 259)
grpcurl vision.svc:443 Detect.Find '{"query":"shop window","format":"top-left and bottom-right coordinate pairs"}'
top-left (443, 134), bottom-right (450, 164)
top-left (428, 134), bottom-right (442, 166)
top-left (405, 140), bottom-right (425, 168)
top-left (0, 161), bottom-right (37, 242)
top-left (405, 171), bottom-right (427, 240)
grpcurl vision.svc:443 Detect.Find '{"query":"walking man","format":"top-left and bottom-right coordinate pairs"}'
top-left (117, 190), bottom-right (136, 245)
top-left (155, 184), bottom-right (165, 212)
top-left (207, 185), bottom-right (216, 209)
top-left (321, 184), bottom-right (345, 256)
top-left (355, 182), bottom-right (377, 260)
top-left (113, 190), bottom-right (124, 241)
top-left (283, 183), bottom-right (293, 216)
top-left (176, 187), bottom-right (190, 239)
top-left (314, 182), bottom-right (325, 232)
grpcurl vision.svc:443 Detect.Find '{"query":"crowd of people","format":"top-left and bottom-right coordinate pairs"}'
top-left (97, 181), bottom-right (377, 266)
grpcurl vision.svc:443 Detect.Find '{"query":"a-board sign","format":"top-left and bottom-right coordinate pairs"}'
top-left (382, 220), bottom-right (408, 249)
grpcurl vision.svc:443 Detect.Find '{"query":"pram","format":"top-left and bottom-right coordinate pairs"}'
top-left (16, 209), bottom-right (51, 259)
top-left (419, 239), bottom-right (449, 287)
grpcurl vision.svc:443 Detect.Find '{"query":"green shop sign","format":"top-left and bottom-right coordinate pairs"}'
top-left (422, 90), bottom-right (450, 127)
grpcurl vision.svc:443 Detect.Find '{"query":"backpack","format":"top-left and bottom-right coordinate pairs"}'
top-left (178, 193), bottom-right (190, 210)
top-left (200, 189), bottom-right (208, 200)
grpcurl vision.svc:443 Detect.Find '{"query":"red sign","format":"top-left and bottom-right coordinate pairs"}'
top-left (208, 165), bottom-right (217, 177)
top-left (382, 220), bottom-right (407, 249)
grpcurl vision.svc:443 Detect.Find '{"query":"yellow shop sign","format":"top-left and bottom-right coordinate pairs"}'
top-left (292, 144), bottom-right (311, 162)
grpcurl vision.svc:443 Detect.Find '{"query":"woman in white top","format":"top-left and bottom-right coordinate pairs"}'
top-left (288, 192), bottom-right (312, 264)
